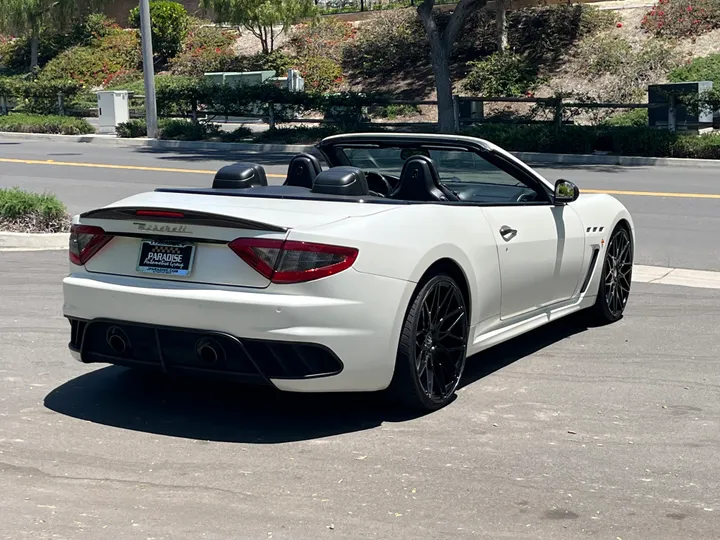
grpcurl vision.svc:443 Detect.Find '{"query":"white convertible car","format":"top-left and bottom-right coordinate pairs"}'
top-left (62, 133), bottom-right (634, 411)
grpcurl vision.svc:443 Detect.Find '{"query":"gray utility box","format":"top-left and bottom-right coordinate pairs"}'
top-left (648, 81), bottom-right (714, 130)
top-left (96, 90), bottom-right (129, 134)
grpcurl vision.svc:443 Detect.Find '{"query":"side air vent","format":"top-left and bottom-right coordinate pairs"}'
top-left (580, 248), bottom-right (601, 293)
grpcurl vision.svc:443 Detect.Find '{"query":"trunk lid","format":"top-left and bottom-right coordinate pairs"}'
top-left (75, 191), bottom-right (395, 289)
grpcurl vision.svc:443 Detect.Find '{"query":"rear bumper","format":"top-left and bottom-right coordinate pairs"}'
top-left (62, 268), bottom-right (415, 392)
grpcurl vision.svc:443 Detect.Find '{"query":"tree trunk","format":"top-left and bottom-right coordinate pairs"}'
top-left (417, 3), bottom-right (455, 133)
top-left (30, 31), bottom-right (39, 70)
top-left (495, 0), bottom-right (508, 53)
top-left (418, 0), bottom-right (481, 133)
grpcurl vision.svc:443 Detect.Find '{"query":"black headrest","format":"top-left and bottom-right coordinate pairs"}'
top-left (213, 163), bottom-right (268, 189)
top-left (311, 166), bottom-right (369, 196)
top-left (393, 155), bottom-right (458, 202)
top-left (285, 152), bottom-right (322, 189)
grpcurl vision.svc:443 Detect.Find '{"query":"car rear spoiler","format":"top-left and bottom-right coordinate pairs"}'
top-left (79, 206), bottom-right (289, 233)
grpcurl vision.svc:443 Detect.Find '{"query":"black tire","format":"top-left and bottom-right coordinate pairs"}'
top-left (386, 273), bottom-right (470, 412)
top-left (587, 224), bottom-right (633, 324)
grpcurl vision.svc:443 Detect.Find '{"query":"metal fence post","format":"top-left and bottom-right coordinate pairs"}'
top-left (57, 92), bottom-right (65, 116)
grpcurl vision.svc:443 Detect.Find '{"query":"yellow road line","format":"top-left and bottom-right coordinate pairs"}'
top-left (1, 157), bottom-right (719, 199)
top-left (583, 188), bottom-right (720, 200)
top-left (0, 157), bottom-right (287, 178)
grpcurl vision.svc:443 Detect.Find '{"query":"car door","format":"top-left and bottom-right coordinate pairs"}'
top-left (482, 204), bottom-right (586, 320)
top-left (435, 147), bottom-right (586, 321)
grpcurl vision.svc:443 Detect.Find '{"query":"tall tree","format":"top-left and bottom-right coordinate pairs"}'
top-left (202, 0), bottom-right (316, 54)
top-left (416, 0), bottom-right (485, 133)
top-left (0, 0), bottom-right (103, 69)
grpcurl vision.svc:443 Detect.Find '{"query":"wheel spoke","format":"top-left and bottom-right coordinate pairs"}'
top-left (412, 278), bottom-right (469, 402)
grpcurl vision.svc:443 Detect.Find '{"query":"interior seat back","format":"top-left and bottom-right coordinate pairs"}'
top-left (284, 152), bottom-right (323, 189)
top-left (311, 166), bottom-right (370, 196)
top-left (212, 162), bottom-right (268, 189)
top-left (392, 155), bottom-right (458, 202)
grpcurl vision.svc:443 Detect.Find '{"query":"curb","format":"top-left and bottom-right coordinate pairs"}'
top-left (512, 152), bottom-right (720, 169)
top-left (0, 232), bottom-right (69, 251)
top-left (0, 132), bottom-right (315, 154)
top-left (2, 131), bottom-right (720, 168)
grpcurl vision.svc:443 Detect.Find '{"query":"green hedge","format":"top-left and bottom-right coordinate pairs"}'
top-left (0, 76), bottom-right (87, 114)
top-left (462, 124), bottom-right (720, 159)
top-left (116, 118), bottom-right (252, 142)
top-left (0, 113), bottom-right (95, 135)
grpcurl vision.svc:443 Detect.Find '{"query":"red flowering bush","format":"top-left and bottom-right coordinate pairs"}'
top-left (641, 0), bottom-right (720, 37)
top-left (297, 56), bottom-right (344, 93)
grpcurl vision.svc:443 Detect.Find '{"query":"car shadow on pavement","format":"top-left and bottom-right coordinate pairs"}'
top-left (43, 317), bottom-right (591, 444)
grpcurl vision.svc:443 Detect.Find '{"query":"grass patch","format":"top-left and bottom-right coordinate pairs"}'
top-left (0, 187), bottom-right (70, 233)
top-left (0, 113), bottom-right (95, 135)
top-left (463, 124), bottom-right (720, 159)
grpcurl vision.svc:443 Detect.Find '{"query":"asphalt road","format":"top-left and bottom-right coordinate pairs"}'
top-left (1, 250), bottom-right (719, 540)
top-left (1, 137), bottom-right (718, 271)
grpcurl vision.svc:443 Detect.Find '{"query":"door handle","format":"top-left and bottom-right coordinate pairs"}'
top-left (499, 225), bottom-right (517, 240)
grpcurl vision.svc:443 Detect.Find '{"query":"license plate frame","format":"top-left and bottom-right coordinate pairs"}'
top-left (136, 239), bottom-right (196, 276)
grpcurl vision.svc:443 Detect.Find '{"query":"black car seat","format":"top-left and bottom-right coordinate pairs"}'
top-left (284, 152), bottom-right (323, 189)
top-left (391, 155), bottom-right (459, 202)
top-left (311, 167), bottom-right (370, 196)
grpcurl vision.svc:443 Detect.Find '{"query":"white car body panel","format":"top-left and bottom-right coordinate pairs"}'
top-left (61, 134), bottom-right (635, 394)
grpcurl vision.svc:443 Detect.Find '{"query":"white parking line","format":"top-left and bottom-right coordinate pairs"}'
top-left (633, 265), bottom-right (720, 290)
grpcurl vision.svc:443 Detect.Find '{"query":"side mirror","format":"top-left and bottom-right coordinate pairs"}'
top-left (554, 179), bottom-right (579, 204)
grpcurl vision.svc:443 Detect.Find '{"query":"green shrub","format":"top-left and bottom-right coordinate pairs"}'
top-left (0, 113), bottom-right (95, 135)
top-left (116, 119), bottom-right (149, 138)
top-left (603, 108), bottom-right (649, 127)
top-left (371, 103), bottom-right (421, 119)
top-left (129, 0), bottom-right (189, 61)
top-left (246, 51), bottom-right (296, 75)
top-left (670, 53), bottom-right (720, 85)
top-left (641, 0), bottom-right (720, 37)
top-left (218, 126), bottom-right (253, 142)
top-left (117, 117), bottom-right (252, 141)
top-left (0, 187), bottom-right (70, 233)
top-left (0, 14), bottom-right (122, 72)
top-left (37, 28), bottom-right (141, 88)
top-left (0, 77), bottom-right (86, 114)
top-left (159, 119), bottom-right (221, 140)
top-left (68, 14), bottom-right (118, 46)
top-left (253, 125), bottom-right (343, 144)
top-left (462, 52), bottom-right (540, 97)
top-left (462, 124), bottom-right (720, 159)
top-left (298, 56), bottom-right (343, 93)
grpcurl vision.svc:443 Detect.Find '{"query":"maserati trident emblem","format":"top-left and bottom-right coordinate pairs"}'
top-left (134, 222), bottom-right (191, 234)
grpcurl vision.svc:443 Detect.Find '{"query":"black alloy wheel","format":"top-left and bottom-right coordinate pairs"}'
top-left (591, 225), bottom-right (633, 323)
top-left (388, 274), bottom-right (470, 411)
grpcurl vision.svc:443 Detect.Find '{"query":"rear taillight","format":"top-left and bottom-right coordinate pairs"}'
top-left (229, 238), bottom-right (358, 284)
top-left (69, 225), bottom-right (113, 265)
